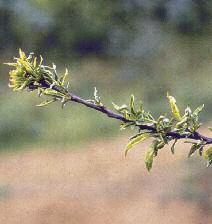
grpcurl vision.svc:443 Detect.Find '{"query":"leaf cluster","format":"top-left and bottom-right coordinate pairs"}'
top-left (113, 93), bottom-right (212, 171)
top-left (5, 49), bottom-right (71, 107)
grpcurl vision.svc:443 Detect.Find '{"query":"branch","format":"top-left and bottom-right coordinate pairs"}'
top-left (5, 49), bottom-right (212, 171)
top-left (70, 93), bottom-right (212, 143)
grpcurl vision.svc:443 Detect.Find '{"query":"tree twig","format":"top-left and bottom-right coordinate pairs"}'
top-left (69, 93), bottom-right (212, 145)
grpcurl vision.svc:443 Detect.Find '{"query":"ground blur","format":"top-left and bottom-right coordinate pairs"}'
top-left (0, 131), bottom-right (211, 223)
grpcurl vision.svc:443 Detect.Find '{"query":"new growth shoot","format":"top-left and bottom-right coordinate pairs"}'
top-left (5, 50), bottom-right (212, 171)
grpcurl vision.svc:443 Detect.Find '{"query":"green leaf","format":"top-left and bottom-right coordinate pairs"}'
top-left (4, 62), bottom-right (17, 67)
top-left (188, 144), bottom-right (199, 158)
top-left (145, 147), bottom-right (154, 172)
top-left (203, 147), bottom-right (212, 167)
top-left (130, 94), bottom-right (135, 114)
top-left (59, 68), bottom-right (69, 85)
top-left (112, 102), bottom-right (128, 113)
top-left (208, 127), bottom-right (212, 132)
top-left (193, 104), bottom-right (204, 116)
top-left (125, 133), bottom-right (150, 157)
top-left (36, 99), bottom-right (56, 107)
top-left (19, 48), bottom-right (26, 59)
top-left (43, 89), bottom-right (65, 97)
top-left (93, 87), bottom-right (103, 106)
top-left (167, 93), bottom-right (182, 121)
top-left (120, 122), bottom-right (133, 130)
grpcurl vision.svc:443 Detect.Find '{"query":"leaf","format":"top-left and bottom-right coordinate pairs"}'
top-left (203, 147), bottom-right (212, 167)
top-left (171, 139), bottom-right (177, 154)
top-left (60, 68), bottom-right (69, 85)
top-left (4, 62), bottom-right (17, 67)
top-left (125, 133), bottom-right (150, 157)
top-left (43, 89), bottom-right (65, 97)
top-left (19, 48), bottom-right (26, 59)
top-left (188, 144), bottom-right (199, 158)
top-left (112, 102), bottom-right (128, 113)
top-left (19, 60), bottom-right (34, 74)
top-left (193, 104), bottom-right (204, 116)
top-left (36, 99), bottom-right (56, 107)
top-left (208, 127), bottom-right (212, 132)
top-left (39, 55), bottom-right (43, 66)
top-left (167, 93), bottom-right (182, 121)
top-left (17, 79), bottom-right (31, 90)
top-left (145, 148), bottom-right (154, 172)
top-left (33, 57), bottom-right (37, 68)
top-left (93, 87), bottom-right (102, 105)
top-left (207, 160), bottom-right (212, 168)
top-left (120, 122), bottom-right (133, 130)
top-left (130, 94), bottom-right (135, 114)
top-left (139, 101), bottom-right (143, 113)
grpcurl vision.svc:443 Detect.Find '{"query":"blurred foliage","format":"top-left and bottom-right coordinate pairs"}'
top-left (0, 0), bottom-right (212, 149)
top-left (1, 0), bottom-right (212, 56)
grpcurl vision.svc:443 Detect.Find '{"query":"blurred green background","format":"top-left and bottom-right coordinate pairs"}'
top-left (0, 0), bottom-right (211, 149)
top-left (0, 2), bottom-right (212, 223)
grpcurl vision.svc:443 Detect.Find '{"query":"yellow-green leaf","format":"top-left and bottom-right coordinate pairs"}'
top-left (145, 148), bottom-right (154, 172)
top-left (203, 147), bottom-right (212, 167)
top-left (125, 133), bottom-right (150, 157)
top-left (112, 102), bottom-right (128, 113)
top-left (60, 68), bottom-right (69, 85)
top-left (33, 57), bottom-right (37, 68)
top-left (203, 147), bottom-right (212, 160)
top-left (130, 94), bottom-right (135, 114)
top-left (188, 144), bottom-right (199, 158)
top-left (36, 99), bottom-right (56, 107)
top-left (19, 48), bottom-right (26, 59)
top-left (167, 93), bottom-right (182, 121)
top-left (4, 62), bottom-right (17, 67)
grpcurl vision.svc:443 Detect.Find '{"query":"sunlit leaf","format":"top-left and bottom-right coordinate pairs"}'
top-left (167, 93), bottom-right (182, 121)
top-left (19, 48), bottom-right (26, 59)
top-left (130, 94), bottom-right (135, 114)
top-left (203, 147), bottom-right (212, 167)
top-left (145, 147), bottom-right (154, 172)
top-left (112, 102), bottom-right (128, 113)
top-left (125, 133), bottom-right (150, 157)
top-left (36, 99), bottom-right (56, 107)
top-left (188, 144), bottom-right (199, 158)
top-left (193, 104), bottom-right (204, 116)
top-left (59, 68), bottom-right (69, 85)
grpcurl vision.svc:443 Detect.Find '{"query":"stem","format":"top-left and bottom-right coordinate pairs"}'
top-left (69, 93), bottom-right (212, 145)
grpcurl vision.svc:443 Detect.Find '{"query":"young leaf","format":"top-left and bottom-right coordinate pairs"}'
top-left (145, 147), bottom-right (154, 172)
top-left (188, 144), bottom-right (199, 158)
top-left (193, 104), bottom-right (204, 116)
top-left (130, 94), bottom-right (135, 114)
top-left (125, 133), bottom-right (150, 157)
top-left (112, 102), bottom-right (128, 113)
top-left (203, 147), bottom-right (212, 167)
top-left (167, 93), bottom-right (182, 121)
top-left (36, 99), bottom-right (56, 107)
top-left (93, 87), bottom-right (103, 106)
top-left (120, 122), bottom-right (133, 130)
top-left (19, 48), bottom-right (26, 59)
top-left (59, 68), bottom-right (69, 85)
